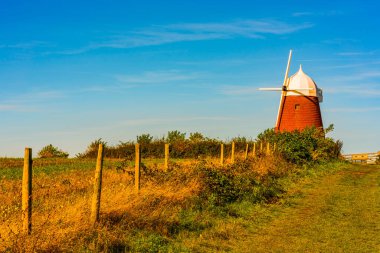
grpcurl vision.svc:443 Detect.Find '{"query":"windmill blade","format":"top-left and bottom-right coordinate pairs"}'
top-left (258, 88), bottom-right (282, 91)
top-left (276, 49), bottom-right (293, 130)
top-left (317, 88), bottom-right (323, 102)
top-left (259, 87), bottom-right (313, 92)
top-left (282, 50), bottom-right (293, 88)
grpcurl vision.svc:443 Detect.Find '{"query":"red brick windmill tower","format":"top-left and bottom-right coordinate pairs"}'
top-left (259, 50), bottom-right (323, 132)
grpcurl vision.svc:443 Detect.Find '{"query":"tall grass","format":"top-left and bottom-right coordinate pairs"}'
top-left (0, 153), bottom-right (347, 252)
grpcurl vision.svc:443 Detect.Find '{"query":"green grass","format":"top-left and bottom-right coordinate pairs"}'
top-left (0, 159), bottom-right (100, 180)
top-left (169, 163), bottom-right (380, 252)
top-left (0, 156), bottom-right (211, 181)
top-left (0, 157), bottom-right (181, 180)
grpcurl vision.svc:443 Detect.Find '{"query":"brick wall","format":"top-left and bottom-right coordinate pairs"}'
top-left (277, 96), bottom-right (323, 132)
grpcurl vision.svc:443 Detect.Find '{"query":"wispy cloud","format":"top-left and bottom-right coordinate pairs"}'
top-left (324, 84), bottom-right (380, 97)
top-left (163, 20), bottom-right (312, 36)
top-left (5, 90), bottom-right (65, 104)
top-left (321, 38), bottom-right (358, 45)
top-left (117, 116), bottom-right (238, 127)
top-left (6, 20), bottom-right (313, 56)
top-left (336, 51), bottom-right (376, 56)
top-left (55, 19), bottom-right (313, 55)
top-left (43, 116), bottom-right (240, 135)
top-left (0, 103), bottom-right (38, 112)
top-left (115, 70), bottom-right (201, 84)
top-left (0, 104), bottom-right (19, 111)
top-left (220, 85), bottom-right (260, 95)
top-left (292, 12), bottom-right (314, 17)
top-left (0, 41), bottom-right (51, 50)
top-left (326, 107), bottom-right (380, 113)
top-left (0, 89), bottom-right (79, 114)
top-left (2, 80), bottom-right (144, 111)
top-left (0, 90), bottom-right (66, 112)
top-left (321, 62), bottom-right (376, 69)
top-left (324, 70), bottom-right (380, 83)
top-left (292, 10), bottom-right (343, 17)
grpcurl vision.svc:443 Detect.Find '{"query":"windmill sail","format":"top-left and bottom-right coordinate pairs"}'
top-left (275, 50), bottom-right (293, 130)
top-left (258, 88), bottom-right (283, 91)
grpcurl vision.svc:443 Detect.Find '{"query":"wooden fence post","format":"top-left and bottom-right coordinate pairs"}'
top-left (266, 142), bottom-right (270, 155)
top-left (273, 143), bottom-right (277, 153)
top-left (244, 143), bottom-right (249, 160)
top-left (220, 144), bottom-right (224, 165)
top-left (135, 143), bottom-right (141, 193)
top-left (22, 147), bottom-right (32, 234)
top-left (260, 142), bottom-right (263, 153)
top-left (252, 143), bottom-right (256, 157)
top-left (164, 144), bottom-right (169, 171)
top-left (231, 142), bottom-right (235, 163)
top-left (91, 144), bottom-right (104, 225)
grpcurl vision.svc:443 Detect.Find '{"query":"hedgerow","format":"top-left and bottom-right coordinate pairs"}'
top-left (78, 126), bottom-right (342, 164)
top-left (77, 133), bottom-right (252, 159)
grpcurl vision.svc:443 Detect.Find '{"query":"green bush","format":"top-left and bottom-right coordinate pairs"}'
top-left (189, 132), bottom-right (205, 142)
top-left (197, 160), bottom-right (285, 207)
top-left (257, 124), bottom-right (343, 164)
top-left (137, 134), bottom-right (154, 144)
top-left (166, 130), bottom-right (186, 143)
top-left (76, 138), bottom-right (107, 158)
top-left (38, 144), bottom-right (69, 158)
top-left (77, 133), bottom-right (252, 159)
top-left (77, 127), bottom-right (342, 162)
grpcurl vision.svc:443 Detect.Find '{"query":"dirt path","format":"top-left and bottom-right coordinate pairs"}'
top-left (237, 165), bottom-right (380, 253)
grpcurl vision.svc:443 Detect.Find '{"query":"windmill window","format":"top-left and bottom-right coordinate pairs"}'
top-left (295, 104), bottom-right (300, 110)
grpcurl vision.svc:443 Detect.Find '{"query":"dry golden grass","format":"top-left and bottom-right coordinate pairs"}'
top-left (0, 154), bottom-right (288, 252)
top-left (0, 158), bottom-right (205, 252)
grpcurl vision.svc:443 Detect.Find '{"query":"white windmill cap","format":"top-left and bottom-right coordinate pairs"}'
top-left (286, 65), bottom-right (318, 97)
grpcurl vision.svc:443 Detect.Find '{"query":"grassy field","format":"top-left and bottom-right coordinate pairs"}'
top-left (0, 157), bottom-right (379, 252)
top-left (196, 164), bottom-right (380, 252)
top-left (235, 164), bottom-right (380, 252)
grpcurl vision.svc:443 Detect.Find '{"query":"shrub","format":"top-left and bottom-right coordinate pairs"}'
top-left (189, 132), bottom-right (204, 142)
top-left (76, 127), bottom-right (342, 162)
top-left (197, 160), bottom-right (287, 207)
top-left (166, 130), bottom-right (186, 143)
top-left (257, 124), bottom-right (343, 164)
top-left (38, 144), bottom-right (69, 158)
top-left (76, 138), bottom-right (107, 158)
top-left (77, 132), bottom-right (252, 159)
top-left (137, 134), bottom-right (154, 144)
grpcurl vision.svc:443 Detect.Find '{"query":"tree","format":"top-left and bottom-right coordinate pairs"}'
top-left (76, 138), bottom-right (107, 158)
top-left (166, 130), bottom-right (186, 143)
top-left (189, 132), bottom-right (204, 142)
top-left (324, 123), bottom-right (334, 135)
top-left (137, 134), bottom-right (154, 144)
top-left (87, 138), bottom-right (107, 152)
top-left (38, 144), bottom-right (69, 158)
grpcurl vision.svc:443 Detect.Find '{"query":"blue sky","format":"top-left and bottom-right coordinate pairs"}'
top-left (1, 0), bottom-right (380, 157)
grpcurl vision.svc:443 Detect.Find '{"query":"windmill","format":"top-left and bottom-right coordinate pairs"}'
top-left (259, 50), bottom-right (323, 132)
